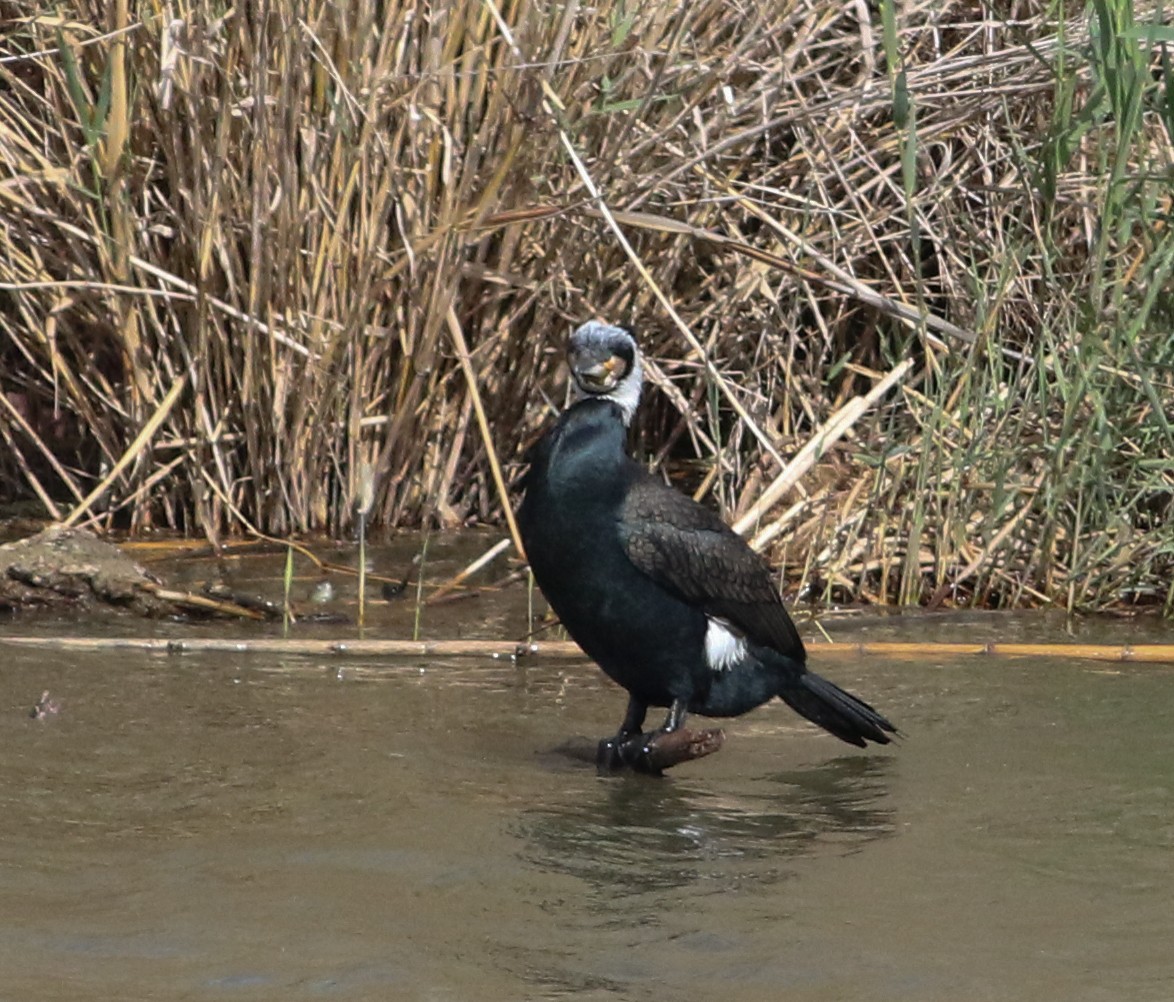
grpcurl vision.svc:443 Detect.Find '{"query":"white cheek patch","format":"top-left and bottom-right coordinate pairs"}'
top-left (705, 617), bottom-right (746, 672)
top-left (604, 352), bottom-right (643, 427)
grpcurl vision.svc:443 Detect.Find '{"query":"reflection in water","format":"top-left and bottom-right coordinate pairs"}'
top-left (508, 756), bottom-right (895, 997)
top-left (516, 756), bottom-right (894, 899)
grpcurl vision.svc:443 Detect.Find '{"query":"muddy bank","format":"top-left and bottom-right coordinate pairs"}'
top-left (0, 526), bottom-right (169, 614)
top-left (0, 526), bottom-right (276, 619)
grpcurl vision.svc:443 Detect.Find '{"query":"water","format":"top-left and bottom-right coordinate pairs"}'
top-left (2, 585), bottom-right (1174, 1000)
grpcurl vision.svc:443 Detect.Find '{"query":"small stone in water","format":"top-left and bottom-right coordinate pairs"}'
top-left (30, 691), bottom-right (61, 720)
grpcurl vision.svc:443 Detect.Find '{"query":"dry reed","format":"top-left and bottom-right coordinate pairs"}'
top-left (1, 0), bottom-right (1172, 613)
top-left (3, 635), bottom-right (1174, 666)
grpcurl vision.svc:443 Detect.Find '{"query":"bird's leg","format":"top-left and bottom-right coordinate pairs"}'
top-left (618, 695), bottom-right (648, 738)
top-left (597, 698), bottom-right (696, 774)
top-left (596, 696), bottom-right (648, 772)
top-left (621, 699), bottom-right (690, 774)
top-left (661, 698), bottom-right (688, 733)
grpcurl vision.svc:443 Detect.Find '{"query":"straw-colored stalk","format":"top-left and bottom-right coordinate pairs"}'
top-left (0, 0), bottom-right (1170, 613)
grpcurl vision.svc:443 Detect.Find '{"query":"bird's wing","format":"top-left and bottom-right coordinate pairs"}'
top-left (618, 475), bottom-right (806, 658)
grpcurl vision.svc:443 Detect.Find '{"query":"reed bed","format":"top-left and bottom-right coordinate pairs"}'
top-left (1, 0), bottom-right (1172, 613)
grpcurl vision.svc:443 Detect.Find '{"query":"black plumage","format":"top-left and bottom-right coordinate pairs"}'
top-left (518, 322), bottom-right (896, 767)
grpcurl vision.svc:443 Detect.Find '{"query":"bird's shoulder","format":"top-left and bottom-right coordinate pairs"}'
top-left (618, 474), bottom-right (776, 603)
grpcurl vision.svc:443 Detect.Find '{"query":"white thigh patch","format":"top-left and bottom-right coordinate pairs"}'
top-left (704, 617), bottom-right (746, 672)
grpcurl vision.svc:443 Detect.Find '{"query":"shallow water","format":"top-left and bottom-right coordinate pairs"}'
top-left (3, 573), bottom-right (1174, 1000)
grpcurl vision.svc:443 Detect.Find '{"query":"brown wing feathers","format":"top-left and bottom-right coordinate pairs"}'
top-left (618, 477), bottom-right (806, 658)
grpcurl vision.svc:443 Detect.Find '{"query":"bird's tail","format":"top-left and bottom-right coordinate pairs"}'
top-left (778, 671), bottom-right (897, 748)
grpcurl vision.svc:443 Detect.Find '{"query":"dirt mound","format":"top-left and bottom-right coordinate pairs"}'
top-left (0, 526), bottom-right (171, 615)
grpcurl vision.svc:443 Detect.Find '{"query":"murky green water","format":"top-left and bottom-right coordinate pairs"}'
top-left (3, 564), bottom-right (1174, 999)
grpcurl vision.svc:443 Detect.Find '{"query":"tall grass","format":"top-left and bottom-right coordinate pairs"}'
top-left (0, 0), bottom-right (1171, 613)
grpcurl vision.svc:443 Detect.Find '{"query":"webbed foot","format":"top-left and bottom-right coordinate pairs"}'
top-left (595, 734), bottom-right (635, 772)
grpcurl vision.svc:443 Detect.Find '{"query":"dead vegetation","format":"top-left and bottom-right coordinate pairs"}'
top-left (1, 0), bottom-right (1172, 613)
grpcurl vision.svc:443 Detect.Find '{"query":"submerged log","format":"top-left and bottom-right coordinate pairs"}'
top-left (619, 726), bottom-right (726, 774)
top-left (553, 726), bottom-right (726, 774)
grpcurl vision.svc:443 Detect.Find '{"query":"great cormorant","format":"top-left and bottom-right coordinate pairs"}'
top-left (518, 322), bottom-right (896, 770)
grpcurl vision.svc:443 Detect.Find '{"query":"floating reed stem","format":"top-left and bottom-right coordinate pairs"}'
top-left (2, 636), bottom-right (1172, 666)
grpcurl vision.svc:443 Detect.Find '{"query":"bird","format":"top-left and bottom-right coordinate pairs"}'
top-left (517, 321), bottom-right (896, 770)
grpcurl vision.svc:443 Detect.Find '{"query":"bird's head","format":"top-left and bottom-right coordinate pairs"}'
top-left (567, 322), bottom-right (643, 426)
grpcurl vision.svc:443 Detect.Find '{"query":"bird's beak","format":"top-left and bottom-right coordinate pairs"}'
top-left (577, 355), bottom-right (622, 391)
top-left (582, 354), bottom-right (629, 389)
